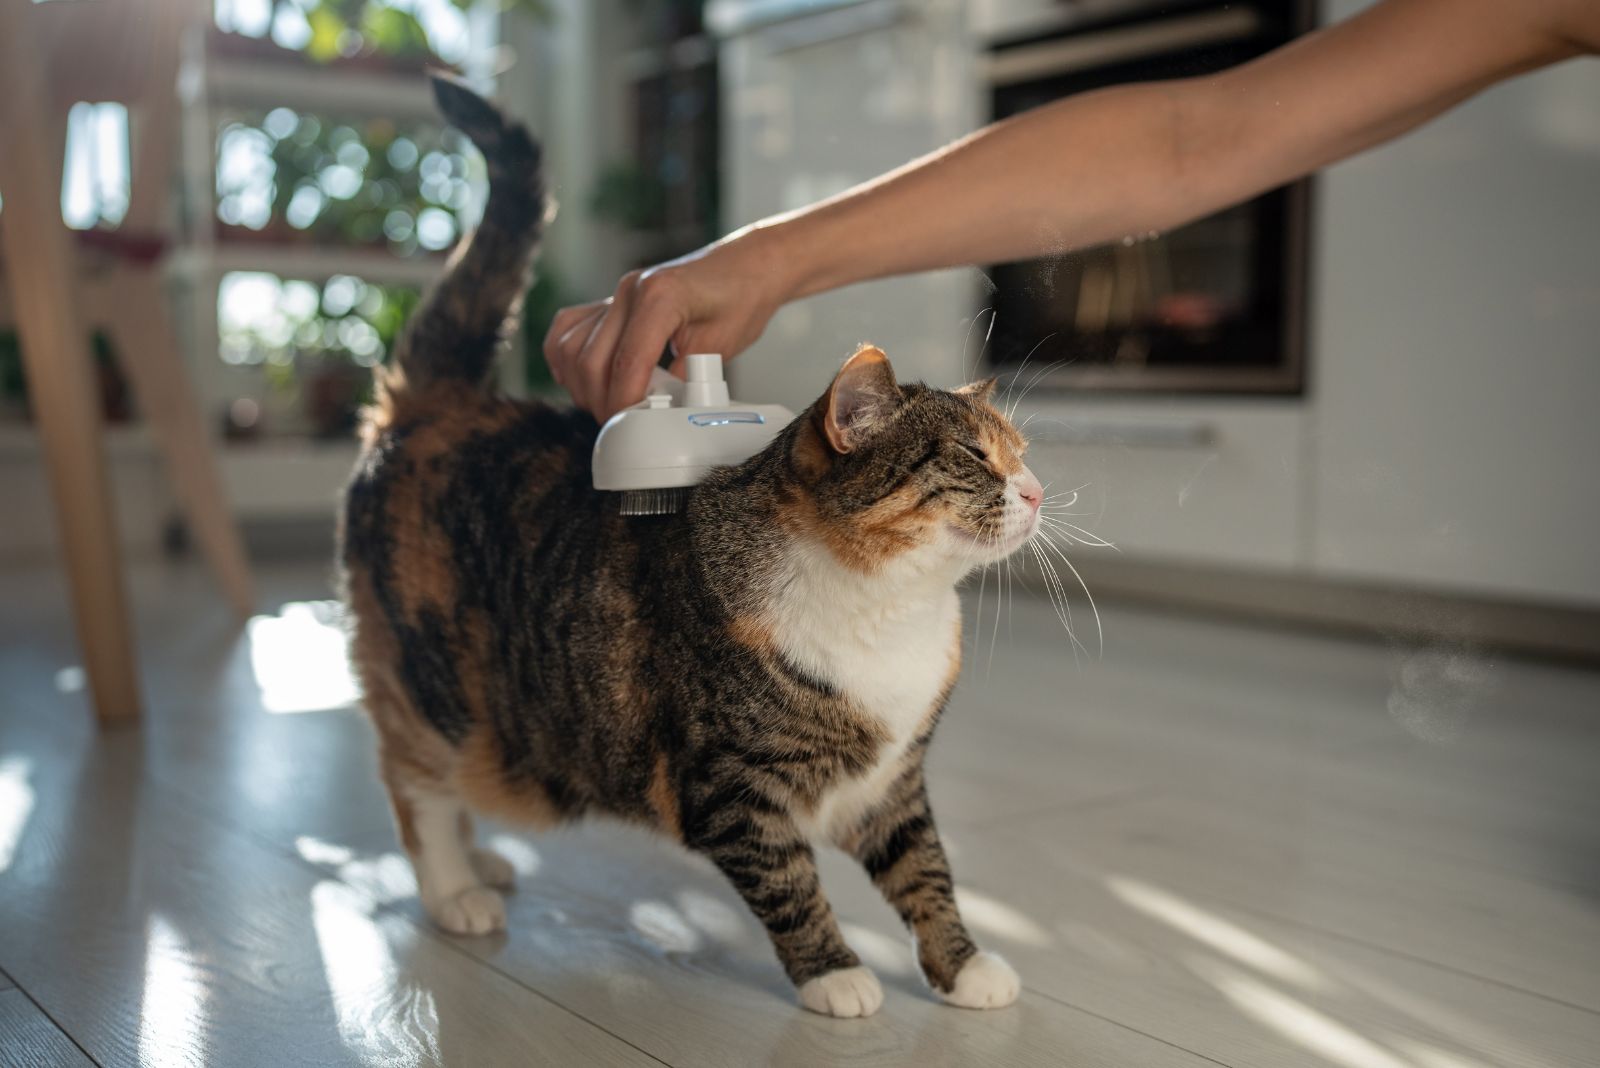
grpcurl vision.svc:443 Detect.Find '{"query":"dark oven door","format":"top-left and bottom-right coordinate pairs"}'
top-left (984, 2), bottom-right (1314, 394)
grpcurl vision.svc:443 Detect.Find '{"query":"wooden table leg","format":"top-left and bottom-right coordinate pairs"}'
top-left (0, 6), bottom-right (142, 725)
top-left (105, 272), bottom-right (257, 620)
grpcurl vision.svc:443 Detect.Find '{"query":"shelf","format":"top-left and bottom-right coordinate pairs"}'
top-left (167, 244), bottom-right (445, 287)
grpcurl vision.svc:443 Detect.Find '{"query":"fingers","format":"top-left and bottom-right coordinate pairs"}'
top-left (543, 270), bottom-right (688, 420)
top-left (543, 300), bottom-right (605, 390)
top-left (572, 272), bottom-right (640, 415)
top-left (605, 271), bottom-right (685, 419)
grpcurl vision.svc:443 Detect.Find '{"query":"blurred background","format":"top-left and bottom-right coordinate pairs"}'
top-left (1, 2), bottom-right (1598, 1066)
top-left (1, 0), bottom-right (1596, 654)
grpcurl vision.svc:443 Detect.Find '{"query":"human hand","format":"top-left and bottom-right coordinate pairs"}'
top-left (543, 228), bottom-right (794, 420)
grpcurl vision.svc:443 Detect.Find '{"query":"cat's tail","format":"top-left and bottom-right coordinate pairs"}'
top-left (380, 73), bottom-right (545, 409)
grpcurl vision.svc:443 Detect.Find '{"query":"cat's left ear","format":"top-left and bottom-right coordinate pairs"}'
top-left (956, 377), bottom-right (999, 403)
top-left (822, 344), bottom-right (899, 453)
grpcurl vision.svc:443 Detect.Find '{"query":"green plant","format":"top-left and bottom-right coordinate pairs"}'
top-left (218, 271), bottom-right (420, 371)
top-left (237, 0), bottom-right (554, 64)
top-left (588, 161), bottom-right (667, 232)
top-left (216, 107), bottom-right (474, 253)
top-left (520, 264), bottom-right (569, 392)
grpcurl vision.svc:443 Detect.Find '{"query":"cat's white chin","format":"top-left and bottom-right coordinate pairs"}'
top-left (946, 517), bottom-right (1038, 565)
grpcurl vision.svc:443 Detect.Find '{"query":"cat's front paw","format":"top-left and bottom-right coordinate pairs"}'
top-left (427, 886), bottom-right (506, 935)
top-left (937, 951), bottom-right (1020, 1009)
top-left (798, 965), bottom-right (884, 1018)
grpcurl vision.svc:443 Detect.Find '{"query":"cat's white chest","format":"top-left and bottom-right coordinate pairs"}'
top-left (771, 544), bottom-right (961, 841)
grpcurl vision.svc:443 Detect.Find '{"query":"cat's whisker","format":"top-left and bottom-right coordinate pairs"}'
top-left (961, 307), bottom-right (997, 383)
top-left (1033, 527), bottom-right (1104, 658)
top-left (1002, 332), bottom-right (1057, 416)
top-left (1037, 515), bottom-right (1120, 552)
top-left (1041, 489), bottom-right (1079, 509)
top-left (987, 530), bottom-right (1005, 677)
top-left (1006, 358), bottom-right (1069, 422)
top-left (1028, 532), bottom-right (1089, 664)
top-left (1027, 539), bottom-right (1082, 666)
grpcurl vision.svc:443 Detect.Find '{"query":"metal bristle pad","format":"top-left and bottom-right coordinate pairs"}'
top-left (617, 487), bottom-right (690, 516)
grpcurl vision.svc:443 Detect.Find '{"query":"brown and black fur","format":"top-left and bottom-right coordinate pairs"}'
top-left (342, 76), bottom-right (1029, 1003)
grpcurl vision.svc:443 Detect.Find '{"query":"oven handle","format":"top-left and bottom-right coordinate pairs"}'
top-left (984, 7), bottom-right (1264, 88)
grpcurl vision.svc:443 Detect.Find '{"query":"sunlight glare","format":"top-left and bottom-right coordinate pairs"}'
top-left (954, 886), bottom-right (1054, 947)
top-left (248, 601), bottom-right (359, 713)
top-left (675, 888), bottom-right (749, 943)
top-left (1191, 957), bottom-right (1411, 1068)
top-left (1390, 1039), bottom-right (1501, 1068)
top-left (295, 834), bottom-right (356, 866)
top-left (0, 756), bottom-right (36, 873)
top-left (839, 921), bottom-right (914, 976)
top-left (312, 880), bottom-right (438, 1066)
top-left (137, 915), bottom-right (208, 1064)
top-left (1108, 875), bottom-right (1324, 990)
top-left (629, 900), bottom-right (701, 954)
top-left (485, 834), bottom-right (541, 878)
top-left (297, 837), bottom-right (417, 905)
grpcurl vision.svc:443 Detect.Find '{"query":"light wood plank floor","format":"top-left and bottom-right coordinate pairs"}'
top-left (2, 559), bottom-right (1597, 1067)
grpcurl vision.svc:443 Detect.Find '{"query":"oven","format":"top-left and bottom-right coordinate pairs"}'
top-left (982, 1), bottom-right (1316, 394)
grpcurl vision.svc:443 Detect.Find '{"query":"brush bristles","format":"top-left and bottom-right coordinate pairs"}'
top-left (617, 487), bottom-right (690, 516)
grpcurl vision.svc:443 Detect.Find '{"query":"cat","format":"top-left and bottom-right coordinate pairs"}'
top-left (339, 75), bottom-right (1044, 1018)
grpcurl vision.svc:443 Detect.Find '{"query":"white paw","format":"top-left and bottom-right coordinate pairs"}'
top-left (938, 951), bottom-right (1020, 1010)
top-left (798, 965), bottom-right (884, 1018)
top-left (428, 886), bottom-right (506, 935)
top-left (470, 847), bottom-right (516, 890)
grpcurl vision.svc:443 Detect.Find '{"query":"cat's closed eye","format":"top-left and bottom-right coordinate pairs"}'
top-left (960, 442), bottom-right (989, 462)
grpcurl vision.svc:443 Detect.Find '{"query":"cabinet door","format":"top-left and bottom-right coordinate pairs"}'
top-left (719, 0), bottom-right (982, 408)
top-left (1018, 399), bottom-right (1305, 570)
top-left (1308, 3), bottom-right (1600, 607)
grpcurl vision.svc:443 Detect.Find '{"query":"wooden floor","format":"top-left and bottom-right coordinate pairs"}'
top-left (2, 559), bottom-right (1598, 1067)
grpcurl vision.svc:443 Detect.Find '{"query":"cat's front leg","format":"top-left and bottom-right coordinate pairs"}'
top-left (848, 767), bottom-right (1021, 1009)
top-left (688, 799), bottom-right (881, 1017)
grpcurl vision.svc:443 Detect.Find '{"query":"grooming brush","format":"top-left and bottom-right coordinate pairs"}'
top-left (592, 353), bottom-right (795, 516)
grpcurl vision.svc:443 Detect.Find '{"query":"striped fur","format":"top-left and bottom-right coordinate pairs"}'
top-left (339, 80), bottom-right (1036, 1015)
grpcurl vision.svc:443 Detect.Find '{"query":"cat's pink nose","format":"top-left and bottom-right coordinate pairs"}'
top-left (1017, 470), bottom-right (1043, 511)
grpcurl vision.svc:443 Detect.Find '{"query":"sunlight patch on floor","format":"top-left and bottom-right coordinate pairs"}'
top-left (312, 879), bottom-right (438, 1067)
top-left (670, 888), bottom-right (746, 944)
top-left (137, 914), bottom-right (209, 1065)
top-left (485, 834), bottom-right (542, 878)
top-left (1107, 874), bottom-right (1325, 990)
top-left (954, 886), bottom-right (1054, 947)
top-left (1190, 957), bottom-right (1412, 1068)
top-left (0, 755), bottom-right (34, 873)
top-left (629, 900), bottom-right (702, 954)
top-left (839, 921), bottom-right (915, 976)
top-left (248, 601), bottom-right (358, 714)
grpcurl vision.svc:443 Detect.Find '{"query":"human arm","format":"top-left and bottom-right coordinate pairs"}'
top-left (547, 0), bottom-right (1593, 418)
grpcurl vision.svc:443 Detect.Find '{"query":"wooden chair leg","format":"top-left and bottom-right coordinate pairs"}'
top-left (105, 272), bottom-right (256, 620)
top-left (0, 19), bottom-right (141, 725)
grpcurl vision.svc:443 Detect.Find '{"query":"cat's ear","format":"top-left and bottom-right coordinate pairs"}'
top-left (822, 344), bottom-right (899, 453)
top-left (956, 377), bottom-right (998, 403)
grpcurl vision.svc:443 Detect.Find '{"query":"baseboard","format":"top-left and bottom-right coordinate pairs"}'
top-left (1024, 555), bottom-right (1600, 665)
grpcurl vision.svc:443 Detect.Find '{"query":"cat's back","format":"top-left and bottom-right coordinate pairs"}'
top-left (341, 390), bottom-right (602, 613)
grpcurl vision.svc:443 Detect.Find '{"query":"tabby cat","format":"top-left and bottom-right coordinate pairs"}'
top-left (340, 76), bottom-right (1044, 1018)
